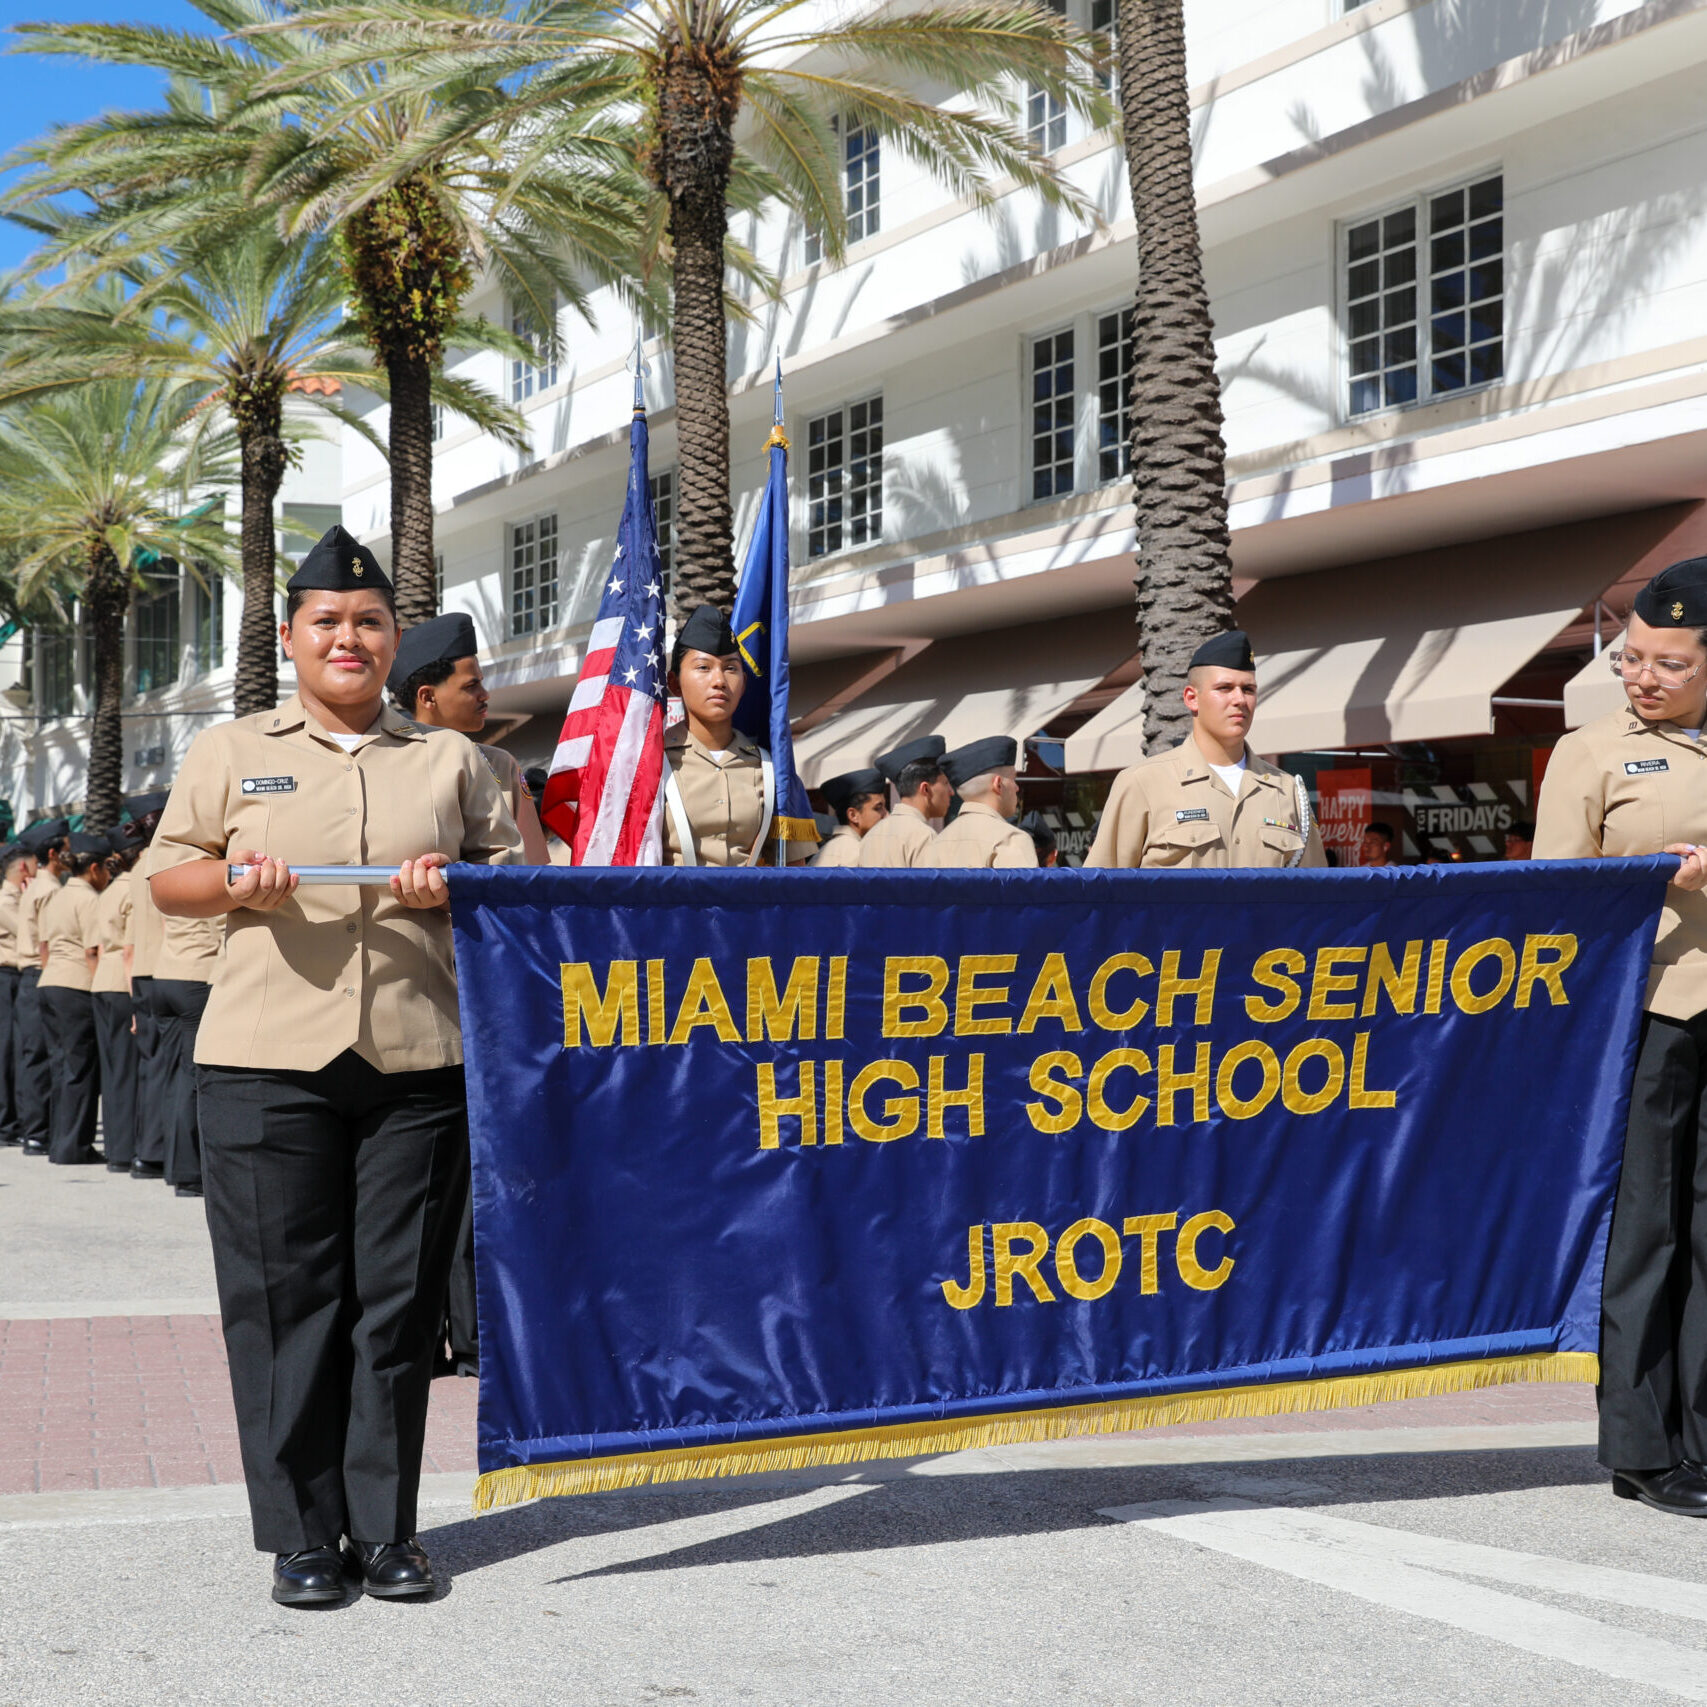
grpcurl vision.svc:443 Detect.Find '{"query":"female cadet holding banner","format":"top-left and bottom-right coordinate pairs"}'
top-left (149, 525), bottom-right (521, 1608)
top-left (1536, 555), bottom-right (1707, 1519)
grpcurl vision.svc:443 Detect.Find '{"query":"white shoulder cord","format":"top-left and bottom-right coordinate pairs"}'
top-left (1287, 772), bottom-right (1313, 870)
top-left (748, 750), bottom-right (776, 867)
top-left (664, 767), bottom-right (697, 867)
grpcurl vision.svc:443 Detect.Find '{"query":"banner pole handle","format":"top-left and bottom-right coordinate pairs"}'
top-left (225, 864), bottom-right (403, 886)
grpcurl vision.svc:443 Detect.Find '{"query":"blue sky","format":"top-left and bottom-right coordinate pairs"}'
top-left (0, 0), bottom-right (206, 276)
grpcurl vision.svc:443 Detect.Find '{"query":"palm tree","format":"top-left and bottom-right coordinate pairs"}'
top-left (6, 0), bottom-right (652, 626)
top-left (1116, 0), bottom-right (1235, 753)
top-left (251, 0), bottom-right (1115, 613)
top-left (0, 378), bottom-right (239, 829)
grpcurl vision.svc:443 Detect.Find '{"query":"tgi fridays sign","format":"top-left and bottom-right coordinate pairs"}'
top-left (1405, 781), bottom-right (1529, 859)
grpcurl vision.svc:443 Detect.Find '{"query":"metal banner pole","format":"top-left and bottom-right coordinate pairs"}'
top-left (225, 864), bottom-right (406, 886)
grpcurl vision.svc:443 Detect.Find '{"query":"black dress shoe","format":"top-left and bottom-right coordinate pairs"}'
top-left (272, 1545), bottom-right (348, 1606)
top-left (130, 1160), bottom-right (165, 1180)
top-left (1611, 1464), bottom-right (1707, 1516)
top-left (21, 1141), bottom-right (46, 1156)
top-left (174, 1182), bottom-right (203, 1198)
top-left (106, 1160), bottom-right (131, 1172)
top-left (346, 1538), bottom-right (435, 1599)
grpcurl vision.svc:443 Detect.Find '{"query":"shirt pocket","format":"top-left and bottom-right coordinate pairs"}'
top-left (1601, 779), bottom-right (1666, 858)
top-left (1145, 819), bottom-right (1225, 867)
top-left (1259, 822), bottom-right (1306, 862)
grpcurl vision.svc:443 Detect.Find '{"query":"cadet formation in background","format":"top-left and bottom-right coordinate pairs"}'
top-left (15, 524), bottom-right (1707, 1608)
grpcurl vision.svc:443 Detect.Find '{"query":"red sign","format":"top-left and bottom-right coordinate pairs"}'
top-left (1316, 768), bottom-right (1373, 862)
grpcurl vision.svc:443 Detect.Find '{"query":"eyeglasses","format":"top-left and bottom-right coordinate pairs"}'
top-left (1607, 650), bottom-right (1706, 689)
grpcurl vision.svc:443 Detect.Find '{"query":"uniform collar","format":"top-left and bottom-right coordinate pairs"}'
top-left (1624, 713), bottom-right (1703, 745)
top-left (66, 875), bottom-right (95, 893)
top-left (955, 800), bottom-right (1008, 824)
top-left (665, 722), bottom-right (759, 764)
top-left (263, 692), bottom-right (426, 748)
top-left (892, 800), bottom-right (930, 824)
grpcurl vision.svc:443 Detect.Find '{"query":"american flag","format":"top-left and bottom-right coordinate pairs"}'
top-left (538, 398), bottom-right (667, 864)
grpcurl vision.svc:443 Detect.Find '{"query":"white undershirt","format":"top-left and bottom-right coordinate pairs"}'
top-left (1686, 729), bottom-right (1702, 741)
top-left (707, 749), bottom-right (734, 765)
top-left (327, 732), bottom-right (364, 751)
top-left (1209, 756), bottom-right (1248, 797)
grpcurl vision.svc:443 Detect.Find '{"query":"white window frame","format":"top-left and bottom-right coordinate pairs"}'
top-left (1027, 0), bottom-right (1069, 153)
top-left (1095, 305), bottom-right (1135, 484)
top-left (1028, 327), bottom-right (1078, 503)
top-left (804, 395), bottom-right (884, 560)
top-left (508, 299), bottom-right (559, 404)
top-left (649, 468), bottom-right (676, 598)
top-left (805, 120), bottom-right (882, 265)
top-left (131, 564), bottom-right (181, 698)
top-left (1341, 169), bottom-right (1504, 421)
top-left (508, 513), bottom-right (560, 637)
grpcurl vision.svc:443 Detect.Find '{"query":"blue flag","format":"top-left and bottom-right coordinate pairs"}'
top-left (731, 362), bottom-right (819, 851)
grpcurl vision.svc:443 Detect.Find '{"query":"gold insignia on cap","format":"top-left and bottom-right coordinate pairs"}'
top-left (352, 557), bottom-right (365, 578)
top-left (1674, 601), bottom-right (1685, 620)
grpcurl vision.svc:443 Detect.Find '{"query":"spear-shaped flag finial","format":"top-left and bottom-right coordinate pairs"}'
top-left (632, 330), bottom-right (649, 414)
top-left (766, 355), bottom-right (787, 450)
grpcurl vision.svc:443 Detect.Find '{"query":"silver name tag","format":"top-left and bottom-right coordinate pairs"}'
top-left (1175, 807), bottom-right (1211, 823)
top-left (241, 776), bottom-right (297, 795)
top-left (1625, 759), bottom-right (1669, 775)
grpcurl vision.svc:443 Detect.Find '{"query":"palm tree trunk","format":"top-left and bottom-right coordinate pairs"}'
top-left (1118, 0), bottom-right (1236, 754)
top-left (83, 544), bottom-right (130, 832)
top-left (658, 44), bottom-right (738, 616)
top-left (234, 420), bottom-right (287, 717)
top-left (388, 351), bottom-right (437, 628)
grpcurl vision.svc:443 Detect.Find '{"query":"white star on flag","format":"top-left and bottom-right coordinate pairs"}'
top-left (607, 577), bottom-right (624, 595)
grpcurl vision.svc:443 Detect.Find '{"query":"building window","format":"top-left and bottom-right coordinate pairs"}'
top-left (509, 514), bottom-right (559, 637)
top-left (1346, 173), bottom-right (1503, 416)
top-left (434, 552), bottom-right (445, 607)
top-left (431, 402), bottom-right (445, 442)
top-left (281, 502), bottom-right (342, 564)
top-left (806, 397), bottom-right (883, 559)
top-left (509, 300), bottom-right (559, 404)
top-left (1097, 307), bottom-right (1134, 482)
top-left (28, 629), bottom-right (75, 717)
top-left (805, 122), bottom-right (881, 263)
top-left (1091, 0), bottom-right (1115, 90)
top-left (649, 469), bottom-right (676, 598)
top-left (133, 568), bottom-right (180, 696)
top-left (1028, 0), bottom-right (1067, 152)
top-left (190, 569), bottom-right (223, 676)
top-left (1030, 329), bottom-right (1076, 500)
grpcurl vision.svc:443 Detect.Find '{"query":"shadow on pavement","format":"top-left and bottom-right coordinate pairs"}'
top-left (421, 1444), bottom-right (1605, 1582)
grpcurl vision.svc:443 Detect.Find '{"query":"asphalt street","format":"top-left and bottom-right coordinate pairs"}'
top-left (6, 1150), bottom-right (1707, 1706)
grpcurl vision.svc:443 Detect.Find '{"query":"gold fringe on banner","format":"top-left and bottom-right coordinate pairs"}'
top-left (472, 1350), bottom-right (1598, 1511)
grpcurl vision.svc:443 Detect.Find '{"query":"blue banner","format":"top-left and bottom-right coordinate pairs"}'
top-left (450, 860), bottom-right (1668, 1506)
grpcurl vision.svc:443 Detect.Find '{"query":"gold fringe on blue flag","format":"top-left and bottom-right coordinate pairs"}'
top-left (472, 1351), bottom-right (1597, 1509)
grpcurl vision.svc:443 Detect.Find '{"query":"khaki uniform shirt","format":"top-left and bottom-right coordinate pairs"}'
top-left (0, 883), bottom-right (20, 972)
top-left (19, 869), bottom-right (60, 970)
top-left (920, 800), bottom-right (1039, 870)
top-left (1535, 708), bottom-right (1707, 1020)
top-left (129, 855), bottom-right (164, 979)
top-left (856, 801), bottom-right (937, 868)
top-left (810, 825), bottom-right (864, 868)
top-left (91, 871), bottom-right (134, 995)
top-left (153, 861), bottom-right (222, 984)
top-left (1085, 742), bottom-right (1327, 870)
top-left (150, 693), bottom-right (523, 1074)
top-left (479, 743), bottom-right (532, 826)
top-left (662, 724), bottom-right (768, 867)
top-left (38, 876), bottom-right (100, 992)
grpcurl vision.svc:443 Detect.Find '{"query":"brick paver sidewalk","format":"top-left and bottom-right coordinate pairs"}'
top-left (0, 1306), bottom-right (1595, 1498)
top-left (0, 1313), bottom-right (478, 1496)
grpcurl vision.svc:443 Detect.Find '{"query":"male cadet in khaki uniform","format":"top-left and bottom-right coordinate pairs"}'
top-left (920, 737), bottom-right (1038, 869)
top-left (810, 768), bottom-right (887, 866)
top-left (1085, 630), bottom-right (1326, 870)
top-left (857, 737), bottom-right (951, 868)
top-left (15, 820), bottom-right (68, 1155)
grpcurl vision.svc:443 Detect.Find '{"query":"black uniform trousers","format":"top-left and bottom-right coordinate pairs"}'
top-left (444, 1139), bottom-right (478, 1370)
top-left (92, 992), bottom-right (139, 1169)
top-left (0, 967), bottom-right (19, 1144)
top-left (198, 1051), bottom-right (468, 1554)
top-left (130, 977), bottom-right (166, 1170)
top-left (40, 985), bottom-right (100, 1163)
top-left (13, 967), bottom-right (52, 1149)
top-left (1600, 1008), bottom-right (1707, 1470)
top-left (155, 979), bottom-right (209, 1190)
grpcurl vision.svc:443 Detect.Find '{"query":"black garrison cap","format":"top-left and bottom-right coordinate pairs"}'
top-left (66, 832), bottom-right (109, 859)
top-left (1189, 629), bottom-right (1256, 672)
top-left (387, 611), bottom-right (477, 700)
top-left (941, 736), bottom-right (1018, 786)
top-left (1633, 557), bottom-right (1707, 629)
top-left (285, 524), bottom-right (390, 594)
top-left (123, 790), bottom-right (170, 818)
top-left (671, 603), bottom-right (737, 668)
top-left (819, 767), bottom-right (886, 816)
top-left (19, 817), bottom-right (69, 852)
top-left (875, 735), bottom-right (947, 784)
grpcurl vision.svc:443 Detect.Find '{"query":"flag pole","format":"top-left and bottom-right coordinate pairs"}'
top-left (771, 355), bottom-right (786, 867)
